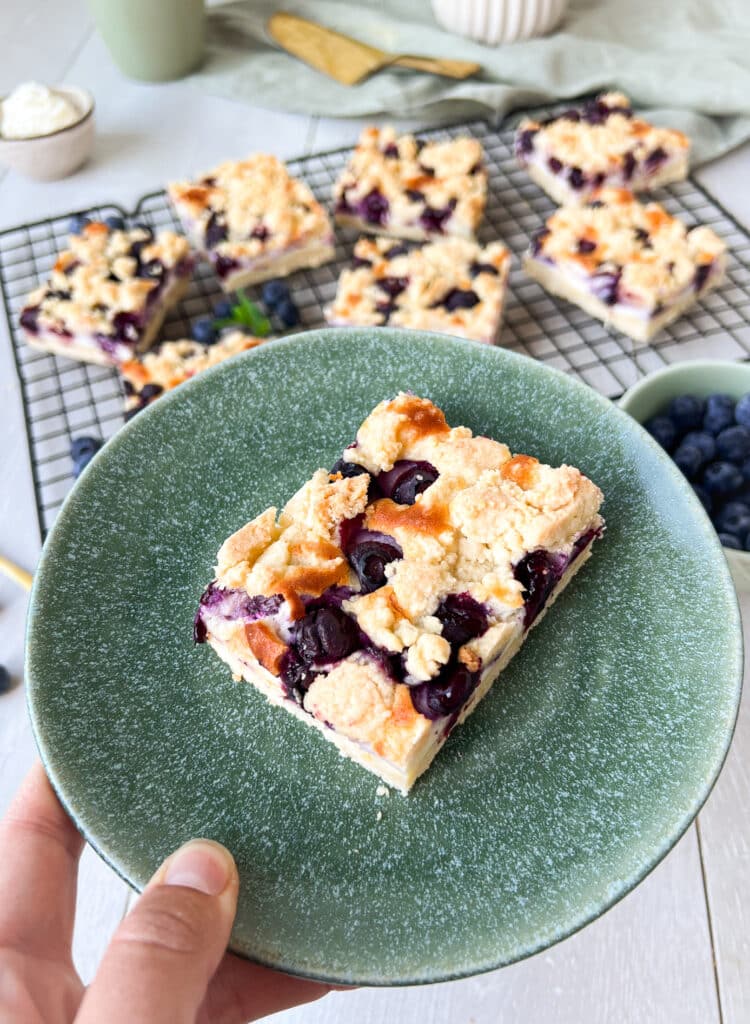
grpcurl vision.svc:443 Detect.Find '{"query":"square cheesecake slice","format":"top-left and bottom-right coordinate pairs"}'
top-left (195, 394), bottom-right (604, 793)
top-left (325, 236), bottom-right (511, 344)
top-left (120, 329), bottom-right (268, 418)
top-left (333, 126), bottom-right (487, 242)
top-left (168, 154), bottom-right (335, 292)
top-left (19, 221), bottom-right (194, 366)
top-left (516, 92), bottom-right (690, 206)
top-left (523, 187), bottom-right (726, 344)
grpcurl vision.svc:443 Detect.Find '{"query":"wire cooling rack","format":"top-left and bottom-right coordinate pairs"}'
top-left (3, 115), bottom-right (750, 539)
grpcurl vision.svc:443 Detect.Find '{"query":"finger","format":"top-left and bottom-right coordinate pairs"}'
top-left (76, 839), bottom-right (239, 1024)
top-left (199, 953), bottom-right (336, 1024)
top-left (0, 761), bottom-right (84, 960)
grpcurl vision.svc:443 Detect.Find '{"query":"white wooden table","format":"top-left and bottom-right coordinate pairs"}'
top-left (2, 3), bottom-right (749, 1021)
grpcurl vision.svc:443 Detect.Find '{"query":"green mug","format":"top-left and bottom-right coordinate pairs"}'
top-left (87, 0), bottom-right (205, 82)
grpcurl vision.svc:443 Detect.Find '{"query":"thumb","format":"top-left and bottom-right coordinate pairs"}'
top-left (77, 839), bottom-right (239, 1024)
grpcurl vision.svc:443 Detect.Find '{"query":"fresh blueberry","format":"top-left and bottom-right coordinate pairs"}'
top-left (262, 279), bottom-right (289, 308)
top-left (667, 394), bottom-right (704, 433)
top-left (716, 425), bottom-right (750, 463)
top-left (714, 501), bottom-right (750, 536)
top-left (71, 436), bottom-right (102, 477)
top-left (644, 415), bottom-right (677, 451)
top-left (735, 394), bottom-right (750, 428)
top-left (276, 297), bottom-right (300, 327)
top-left (71, 435), bottom-right (101, 460)
top-left (702, 460), bottom-right (743, 497)
top-left (741, 457), bottom-right (750, 483)
top-left (703, 393), bottom-right (736, 435)
top-left (191, 317), bottom-right (217, 345)
top-left (692, 484), bottom-right (712, 513)
top-left (673, 444), bottom-right (703, 480)
top-left (213, 298), bottom-right (234, 319)
top-left (718, 531), bottom-right (742, 550)
top-left (681, 430), bottom-right (716, 465)
top-left (0, 666), bottom-right (11, 695)
top-left (68, 214), bottom-right (90, 235)
top-left (105, 214), bottom-right (126, 230)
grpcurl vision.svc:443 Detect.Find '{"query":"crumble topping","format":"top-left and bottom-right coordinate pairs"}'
top-left (121, 330), bottom-right (266, 411)
top-left (531, 188), bottom-right (726, 307)
top-left (21, 221), bottom-right (191, 337)
top-left (168, 154), bottom-right (333, 263)
top-left (333, 126), bottom-right (487, 239)
top-left (517, 92), bottom-right (689, 177)
top-left (213, 395), bottom-right (603, 665)
top-left (325, 236), bottom-right (510, 343)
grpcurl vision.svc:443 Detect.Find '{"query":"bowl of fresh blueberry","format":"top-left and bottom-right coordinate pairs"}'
top-left (620, 359), bottom-right (750, 591)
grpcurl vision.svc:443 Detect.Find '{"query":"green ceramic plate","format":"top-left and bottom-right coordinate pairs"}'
top-left (27, 329), bottom-right (742, 986)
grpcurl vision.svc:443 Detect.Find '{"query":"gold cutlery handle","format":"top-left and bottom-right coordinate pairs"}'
top-left (0, 554), bottom-right (33, 591)
top-left (392, 55), bottom-right (481, 79)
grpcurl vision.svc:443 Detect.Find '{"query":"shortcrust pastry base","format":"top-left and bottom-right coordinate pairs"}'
top-left (334, 213), bottom-right (475, 244)
top-left (524, 153), bottom-right (689, 208)
top-left (23, 276), bottom-right (190, 367)
top-left (523, 254), bottom-right (725, 344)
top-left (217, 240), bottom-right (335, 292)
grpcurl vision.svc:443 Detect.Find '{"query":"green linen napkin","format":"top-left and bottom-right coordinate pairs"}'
top-left (195, 0), bottom-right (750, 165)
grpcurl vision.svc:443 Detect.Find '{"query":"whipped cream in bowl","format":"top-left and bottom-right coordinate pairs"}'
top-left (1, 82), bottom-right (86, 139)
top-left (0, 82), bottom-right (94, 180)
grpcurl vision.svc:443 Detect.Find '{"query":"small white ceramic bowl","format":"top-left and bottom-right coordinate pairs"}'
top-left (431, 0), bottom-right (569, 45)
top-left (0, 86), bottom-right (95, 182)
top-left (619, 360), bottom-right (750, 592)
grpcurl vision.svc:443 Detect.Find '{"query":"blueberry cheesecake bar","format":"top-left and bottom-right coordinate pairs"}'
top-left (195, 394), bottom-right (604, 792)
top-left (516, 92), bottom-right (689, 206)
top-left (19, 221), bottom-right (194, 366)
top-left (523, 188), bottom-right (726, 343)
top-left (325, 237), bottom-right (511, 344)
top-left (120, 329), bottom-right (267, 418)
top-left (333, 126), bottom-right (487, 242)
top-left (168, 154), bottom-right (335, 292)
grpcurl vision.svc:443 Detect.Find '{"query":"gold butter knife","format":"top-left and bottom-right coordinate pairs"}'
top-left (267, 12), bottom-right (481, 86)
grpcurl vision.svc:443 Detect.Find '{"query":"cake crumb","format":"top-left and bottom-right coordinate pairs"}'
top-left (375, 784), bottom-right (390, 798)
top-left (376, 810), bottom-right (383, 822)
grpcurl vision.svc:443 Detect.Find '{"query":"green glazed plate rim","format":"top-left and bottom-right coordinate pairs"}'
top-left (25, 329), bottom-right (744, 985)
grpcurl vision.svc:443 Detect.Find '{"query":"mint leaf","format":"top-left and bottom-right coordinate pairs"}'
top-left (211, 290), bottom-right (270, 337)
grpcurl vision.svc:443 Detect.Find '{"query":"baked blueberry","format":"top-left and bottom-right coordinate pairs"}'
top-left (276, 297), bottom-right (300, 327)
top-left (68, 214), bottom-right (90, 234)
top-left (410, 663), bottom-right (479, 720)
top-left (105, 214), bottom-right (126, 230)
